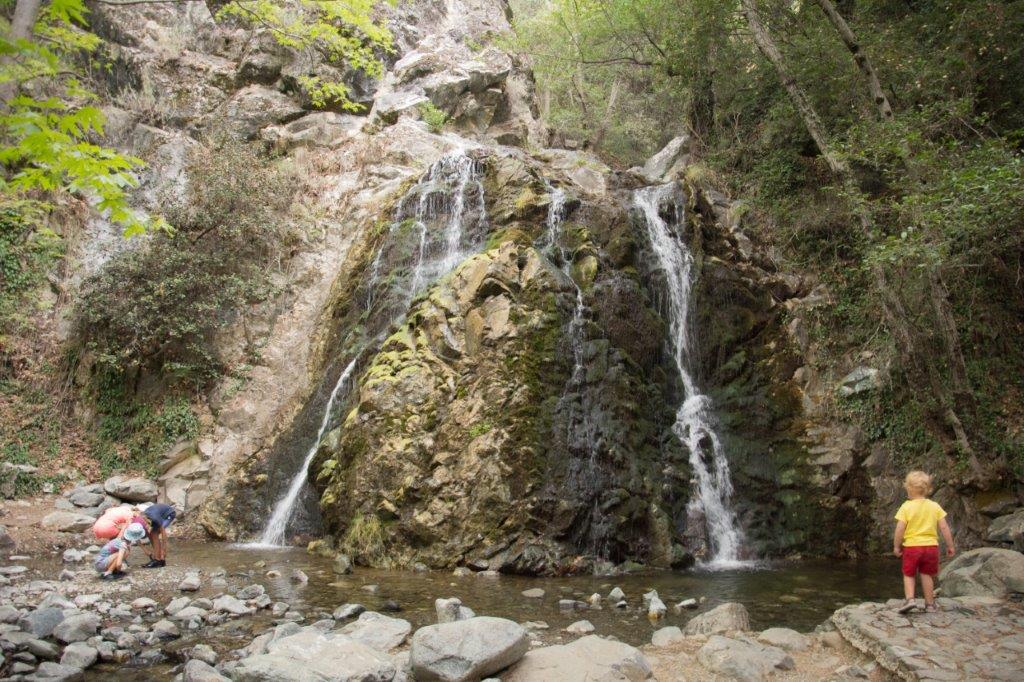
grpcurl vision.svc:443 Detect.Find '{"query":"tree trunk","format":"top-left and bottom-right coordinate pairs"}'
top-left (590, 77), bottom-right (620, 150)
top-left (739, 0), bottom-right (846, 174)
top-left (813, 0), bottom-right (893, 119)
top-left (9, 0), bottom-right (42, 40)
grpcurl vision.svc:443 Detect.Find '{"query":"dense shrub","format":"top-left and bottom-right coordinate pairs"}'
top-left (78, 138), bottom-right (296, 387)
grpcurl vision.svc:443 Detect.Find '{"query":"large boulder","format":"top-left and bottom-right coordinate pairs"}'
top-left (25, 661), bottom-right (85, 681)
top-left (504, 634), bottom-right (652, 681)
top-left (233, 628), bottom-right (395, 682)
top-left (638, 135), bottom-right (689, 182)
top-left (683, 602), bottom-right (750, 636)
top-left (696, 635), bottom-right (794, 682)
top-left (19, 607), bottom-right (65, 638)
top-left (183, 659), bottom-right (229, 682)
top-left (40, 511), bottom-right (94, 533)
top-left (410, 616), bottom-right (529, 682)
top-left (939, 548), bottom-right (1024, 598)
top-left (53, 613), bottom-right (100, 644)
top-left (222, 85), bottom-right (304, 140)
top-left (338, 611), bottom-right (412, 652)
top-left (0, 523), bottom-right (15, 549)
top-left (987, 509), bottom-right (1024, 545)
top-left (103, 476), bottom-right (158, 502)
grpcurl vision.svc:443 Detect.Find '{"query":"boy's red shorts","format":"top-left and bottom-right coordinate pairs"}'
top-left (902, 545), bottom-right (940, 577)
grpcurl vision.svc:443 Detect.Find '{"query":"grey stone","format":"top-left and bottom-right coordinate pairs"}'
top-left (838, 366), bottom-right (882, 396)
top-left (521, 588), bottom-right (545, 599)
top-left (684, 602), bottom-right (750, 636)
top-left (234, 629), bottom-right (395, 682)
top-left (0, 524), bottom-right (16, 550)
top-left (607, 587), bottom-right (625, 601)
top-left (40, 512), bottom-right (94, 533)
top-left (435, 598), bottom-right (473, 624)
top-left (191, 643), bottom-right (217, 665)
top-left (18, 608), bottom-right (65, 638)
top-left (68, 491), bottom-right (104, 508)
top-left (939, 548), bottom-right (1024, 598)
top-left (565, 620), bottom-right (595, 634)
top-left (213, 595), bottom-right (254, 616)
top-left (289, 569), bottom-right (308, 584)
top-left (61, 549), bottom-right (87, 563)
top-left (988, 510), bottom-right (1024, 543)
top-left (52, 613), bottom-right (99, 644)
top-left (26, 638), bottom-right (60, 660)
top-left (651, 626), bottom-right (684, 647)
top-left (59, 643), bottom-right (97, 669)
top-left (339, 611), bottom-right (412, 652)
top-left (504, 634), bottom-right (652, 681)
top-left (237, 584), bottom-right (265, 600)
top-left (697, 635), bottom-right (794, 682)
top-left (183, 659), bottom-right (229, 682)
top-left (333, 603), bottom-right (365, 620)
top-left (0, 604), bottom-right (20, 623)
top-left (179, 573), bottom-right (202, 592)
top-left (332, 553), bottom-right (353, 575)
top-left (757, 627), bottom-right (809, 652)
top-left (102, 475), bottom-right (158, 502)
top-left (640, 135), bottom-right (690, 182)
top-left (411, 616), bottom-right (529, 682)
top-left (25, 661), bottom-right (84, 681)
top-left (152, 619), bottom-right (180, 640)
top-left (166, 596), bottom-right (191, 615)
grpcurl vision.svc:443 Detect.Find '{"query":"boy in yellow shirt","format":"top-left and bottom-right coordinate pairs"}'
top-left (894, 470), bottom-right (956, 613)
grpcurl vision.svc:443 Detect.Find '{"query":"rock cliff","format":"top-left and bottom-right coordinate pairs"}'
top-left (45, 0), bottom-right (990, 570)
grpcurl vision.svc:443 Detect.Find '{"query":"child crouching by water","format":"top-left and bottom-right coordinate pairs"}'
top-left (894, 471), bottom-right (955, 613)
top-left (95, 522), bottom-right (146, 581)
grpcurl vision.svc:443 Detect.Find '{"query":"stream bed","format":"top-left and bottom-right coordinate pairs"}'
top-left (173, 542), bottom-right (891, 640)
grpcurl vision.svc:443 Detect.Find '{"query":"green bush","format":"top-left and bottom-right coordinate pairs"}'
top-left (78, 138), bottom-right (296, 387)
top-left (0, 203), bottom-right (63, 336)
top-left (417, 101), bottom-right (448, 133)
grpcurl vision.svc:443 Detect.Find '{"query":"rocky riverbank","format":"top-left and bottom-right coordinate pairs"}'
top-left (3, 499), bottom-right (1024, 682)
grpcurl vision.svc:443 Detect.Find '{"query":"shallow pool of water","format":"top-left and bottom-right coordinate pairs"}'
top-left (177, 542), bottom-right (896, 641)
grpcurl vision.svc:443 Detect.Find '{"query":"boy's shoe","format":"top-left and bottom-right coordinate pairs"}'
top-left (141, 559), bottom-right (166, 569)
top-left (100, 572), bottom-right (121, 581)
top-left (924, 603), bottom-right (939, 613)
top-left (896, 599), bottom-right (917, 614)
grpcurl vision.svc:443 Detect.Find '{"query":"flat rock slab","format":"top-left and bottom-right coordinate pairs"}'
top-left (504, 634), bottom-right (651, 681)
top-left (832, 597), bottom-right (1024, 680)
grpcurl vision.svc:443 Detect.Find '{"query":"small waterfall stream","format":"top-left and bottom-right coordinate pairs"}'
top-left (251, 151), bottom-right (487, 546)
top-left (634, 184), bottom-right (745, 566)
top-left (540, 184), bottom-right (606, 556)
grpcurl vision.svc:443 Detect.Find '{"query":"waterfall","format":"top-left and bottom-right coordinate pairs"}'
top-left (634, 183), bottom-right (745, 566)
top-left (540, 184), bottom-right (606, 555)
top-left (251, 151), bottom-right (486, 546)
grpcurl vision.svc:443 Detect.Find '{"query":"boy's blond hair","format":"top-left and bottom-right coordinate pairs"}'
top-left (904, 470), bottom-right (933, 496)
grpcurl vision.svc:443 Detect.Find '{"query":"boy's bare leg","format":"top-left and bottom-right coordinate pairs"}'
top-left (903, 575), bottom-right (916, 600)
top-left (156, 529), bottom-right (167, 561)
top-left (921, 573), bottom-right (936, 604)
top-left (107, 554), bottom-right (123, 573)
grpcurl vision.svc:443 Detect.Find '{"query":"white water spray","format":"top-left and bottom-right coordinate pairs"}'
top-left (635, 184), bottom-right (745, 566)
top-left (253, 356), bottom-right (359, 547)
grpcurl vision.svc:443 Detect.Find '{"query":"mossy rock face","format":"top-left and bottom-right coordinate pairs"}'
top-left (314, 236), bottom-right (683, 573)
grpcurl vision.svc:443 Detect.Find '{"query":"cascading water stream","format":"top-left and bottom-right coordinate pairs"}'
top-left (250, 151), bottom-right (486, 546)
top-left (634, 184), bottom-right (745, 567)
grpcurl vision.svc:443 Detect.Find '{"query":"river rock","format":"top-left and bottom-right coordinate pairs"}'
top-left (179, 573), bottom-right (202, 591)
top-left (333, 553), bottom-right (353, 575)
top-left (40, 512), bottom-right (94, 533)
top-left (52, 613), bottom-right (99, 644)
top-left (289, 569), bottom-right (308, 584)
top-left (757, 627), bottom-right (809, 652)
top-left (60, 642), bottom-right (97, 669)
top-left (410, 616), bottom-right (529, 682)
top-left (521, 588), bottom-right (544, 599)
top-left (647, 596), bottom-right (667, 619)
top-left (213, 595), bottom-right (255, 616)
top-left (938, 548), bottom-right (1024, 597)
top-left (19, 608), bottom-right (65, 638)
top-left (697, 635), bottom-right (794, 681)
top-left (339, 611), bottom-right (412, 651)
top-left (505, 634), bottom-right (652, 681)
top-left (68, 491), bottom-right (104, 508)
top-left (639, 135), bottom-right (690, 182)
top-left (103, 476), bottom-right (158, 502)
top-left (987, 509), bottom-right (1024, 544)
top-left (675, 598), bottom-right (698, 611)
top-left (191, 643), bottom-right (217, 665)
top-left (166, 596), bottom-right (191, 615)
top-left (333, 603), bottom-right (366, 620)
top-left (152, 619), bottom-right (180, 640)
top-left (651, 626), bottom-right (684, 647)
top-left (183, 659), bottom-right (229, 682)
top-left (25, 661), bottom-right (85, 681)
top-left (452, 567), bottom-right (473, 577)
top-left (61, 548), bottom-right (87, 563)
top-left (435, 597), bottom-right (474, 624)
top-left (607, 587), bottom-right (625, 602)
top-left (565, 620), bottom-right (595, 634)
top-left (234, 628), bottom-right (395, 682)
top-left (26, 638), bottom-right (60, 660)
top-left (684, 602), bottom-right (750, 635)
top-left (0, 604), bottom-right (20, 622)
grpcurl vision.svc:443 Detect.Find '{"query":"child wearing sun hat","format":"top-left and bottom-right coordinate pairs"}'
top-left (94, 522), bottom-right (146, 581)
